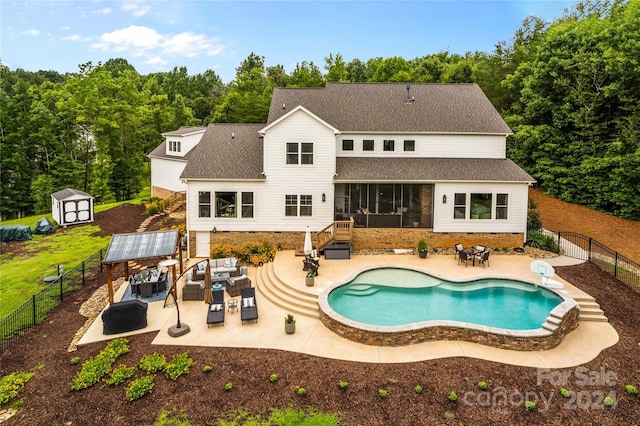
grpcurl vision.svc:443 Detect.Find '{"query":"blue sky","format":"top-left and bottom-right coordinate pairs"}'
top-left (2, 1), bottom-right (580, 83)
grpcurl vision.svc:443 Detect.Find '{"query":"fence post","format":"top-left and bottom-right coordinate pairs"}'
top-left (614, 252), bottom-right (618, 278)
top-left (588, 238), bottom-right (592, 262)
top-left (82, 261), bottom-right (85, 286)
top-left (100, 249), bottom-right (103, 272)
top-left (32, 295), bottom-right (37, 325)
top-left (60, 276), bottom-right (63, 302)
top-left (557, 232), bottom-right (562, 254)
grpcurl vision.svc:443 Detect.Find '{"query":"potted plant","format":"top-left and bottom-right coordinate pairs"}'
top-left (305, 272), bottom-right (315, 286)
top-left (416, 239), bottom-right (428, 258)
top-left (284, 314), bottom-right (296, 334)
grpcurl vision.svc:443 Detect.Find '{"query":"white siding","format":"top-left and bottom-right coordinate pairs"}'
top-left (433, 183), bottom-right (529, 234)
top-left (150, 157), bottom-right (188, 193)
top-left (165, 131), bottom-right (204, 158)
top-left (186, 110), bottom-right (337, 233)
top-left (336, 133), bottom-right (506, 159)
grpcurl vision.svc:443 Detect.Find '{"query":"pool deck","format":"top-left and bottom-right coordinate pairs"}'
top-left (78, 251), bottom-right (618, 368)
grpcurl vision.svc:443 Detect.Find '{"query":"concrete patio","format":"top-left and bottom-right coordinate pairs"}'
top-left (78, 250), bottom-right (618, 368)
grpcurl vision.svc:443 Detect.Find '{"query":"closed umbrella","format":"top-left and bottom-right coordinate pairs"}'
top-left (203, 260), bottom-right (213, 305)
top-left (304, 226), bottom-right (313, 255)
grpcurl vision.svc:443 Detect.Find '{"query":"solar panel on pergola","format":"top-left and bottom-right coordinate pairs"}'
top-left (102, 229), bottom-right (182, 304)
top-left (104, 229), bottom-right (180, 263)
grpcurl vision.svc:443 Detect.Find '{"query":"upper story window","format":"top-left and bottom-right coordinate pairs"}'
top-left (286, 142), bottom-right (314, 165)
top-left (383, 139), bottom-right (395, 151)
top-left (198, 191), bottom-right (211, 218)
top-left (404, 140), bottom-right (415, 151)
top-left (363, 139), bottom-right (374, 151)
top-left (342, 139), bottom-right (354, 151)
top-left (285, 195), bottom-right (312, 216)
top-left (168, 140), bottom-right (181, 153)
top-left (453, 193), bottom-right (466, 219)
top-left (241, 192), bottom-right (254, 218)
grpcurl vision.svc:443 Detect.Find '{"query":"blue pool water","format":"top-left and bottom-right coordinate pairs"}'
top-left (327, 268), bottom-right (563, 330)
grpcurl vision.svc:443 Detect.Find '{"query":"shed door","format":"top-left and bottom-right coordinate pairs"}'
top-left (195, 232), bottom-right (210, 258)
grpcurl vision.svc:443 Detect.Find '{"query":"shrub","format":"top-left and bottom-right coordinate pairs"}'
top-left (560, 387), bottom-right (571, 398)
top-left (203, 365), bottom-right (212, 373)
top-left (525, 400), bottom-right (536, 411)
top-left (0, 372), bottom-right (35, 406)
top-left (526, 230), bottom-right (559, 253)
top-left (70, 357), bottom-right (80, 365)
top-left (105, 364), bottom-right (136, 386)
top-left (224, 382), bottom-right (233, 391)
top-left (527, 197), bottom-right (542, 231)
top-left (164, 352), bottom-right (194, 380)
top-left (70, 338), bottom-right (130, 390)
top-left (414, 385), bottom-right (423, 394)
top-left (378, 389), bottom-right (388, 399)
top-left (126, 375), bottom-right (155, 401)
top-left (477, 381), bottom-right (487, 390)
top-left (448, 391), bottom-right (458, 402)
top-left (338, 381), bottom-right (348, 390)
top-left (603, 396), bottom-right (614, 407)
top-left (269, 373), bottom-right (279, 383)
top-left (626, 384), bottom-right (638, 395)
top-left (139, 353), bottom-right (166, 374)
top-left (297, 387), bottom-right (307, 396)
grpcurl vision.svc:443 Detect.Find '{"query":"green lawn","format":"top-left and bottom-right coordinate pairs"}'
top-left (0, 190), bottom-right (150, 318)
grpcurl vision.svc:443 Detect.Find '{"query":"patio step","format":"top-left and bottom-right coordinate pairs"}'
top-left (256, 262), bottom-right (319, 319)
top-left (573, 296), bottom-right (608, 322)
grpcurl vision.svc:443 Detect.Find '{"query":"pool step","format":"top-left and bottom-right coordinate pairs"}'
top-left (343, 287), bottom-right (379, 296)
top-left (573, 296), bottom-right (608, 322)
top-left (255, 262), bottom-right (320, 319)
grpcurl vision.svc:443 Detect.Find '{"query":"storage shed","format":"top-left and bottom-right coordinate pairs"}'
top-left (51, 188), bottom-right (94, 226)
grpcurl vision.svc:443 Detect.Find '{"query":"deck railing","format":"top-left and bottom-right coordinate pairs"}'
top-left (316, 218), bottom-right (354, 251)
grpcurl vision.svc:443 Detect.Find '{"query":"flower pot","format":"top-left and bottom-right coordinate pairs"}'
top-left (418, 249), bottom-right (427, 259)
top-left (285, 322), bottom-right (296, 334)
top-left (305, 276), bottom-right (315, 286)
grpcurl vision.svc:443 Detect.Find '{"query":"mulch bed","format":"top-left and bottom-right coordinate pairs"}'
top-left (1, 203), bottom-right (639, 425)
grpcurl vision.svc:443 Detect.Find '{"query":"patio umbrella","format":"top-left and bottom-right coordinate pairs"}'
top-left (304, 226), bottom-right (313, 255)
top-left (203, 260), bottom-right (213, 304)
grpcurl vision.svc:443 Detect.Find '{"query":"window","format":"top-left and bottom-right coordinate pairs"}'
top-left (286, 142), bottom-right (314, 164)
top-left (496, 193), bottom-right (508, 219)
top-left (168, 140), bottom-right (181, 153)
top-left (198, 191), bottom-right (211, 217)
top-left (454, 193), bottom-right (466, 219)
top-left (342, 139), bottom-right (354, 151)
top-left (300, 195), bottom-right (312, 216)
top-left (215, 192), bottom-right (236, 218)
top-left (471, 193), bottom-right (492, 219)
top-left (285, 195), bottom-right (298, 216)
top-left (363, 139), bottom-right (374, 151)
top-left (241, 192), bottom-right (254, 218)
top-left (285, 195), bottom-right (312, 216)
top-left (404, 140), bottom-right (415, 151)
top-left (383, 139), bottom-right (395, 151)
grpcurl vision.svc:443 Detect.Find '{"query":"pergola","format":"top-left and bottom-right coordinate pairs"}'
top-left (102, 229), bottom-right (183, 304)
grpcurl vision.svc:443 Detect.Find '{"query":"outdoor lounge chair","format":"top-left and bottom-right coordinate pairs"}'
top-left (475, 250), bottom-right (490, 268)
top-left (240, 287), bottom-right (258, 324)
top-left (206, 290), bottom-right (225, 327)
top-left (138, 281), bottom-right (154, 298)
top-left (454, 243), bottom-right (464, 260)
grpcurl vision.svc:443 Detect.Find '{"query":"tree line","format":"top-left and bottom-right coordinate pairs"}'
top-left (1, 0), bottom-right (638, 220)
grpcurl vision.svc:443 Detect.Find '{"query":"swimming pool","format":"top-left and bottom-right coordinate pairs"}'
top-left (318, 267), bottom-right (580, 350)
top-left (327, 268), bottom-right (563, 330)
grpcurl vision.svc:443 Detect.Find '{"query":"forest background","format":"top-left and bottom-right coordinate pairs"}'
top-left (1, 0), bottom-right (638, 221)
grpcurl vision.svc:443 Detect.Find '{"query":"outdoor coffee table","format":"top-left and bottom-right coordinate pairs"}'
top-left (227, 298), bottom-right (238, 313)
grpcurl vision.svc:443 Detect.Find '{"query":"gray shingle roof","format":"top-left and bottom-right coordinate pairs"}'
top-left (51, 188), bottom-right (93, 200)
top-left (161, 126), bottom-right (206, 136)
top-left (335, 158), bottom-right (535, 182)
top-left (268, 83), bottom-right (512, 134)
top-left (147, 141), bottom-right (197, 160)
top-left (180, 124), bottom-right (264, 180)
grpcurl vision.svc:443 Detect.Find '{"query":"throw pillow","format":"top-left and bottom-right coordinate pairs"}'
top-left (223, 260), bottom-right (231, 268)
top-left (230, 258), bottom-right (237, 268)
top-left (247, 297), bottom-right (255, 307)
top-left (210, 303), bottom-right (223, 312)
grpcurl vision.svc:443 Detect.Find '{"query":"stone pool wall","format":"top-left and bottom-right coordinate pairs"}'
top-left (319, 301), bottom-right (580, 351)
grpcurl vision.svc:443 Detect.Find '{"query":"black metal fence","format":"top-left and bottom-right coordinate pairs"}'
top-left (545, 230), bottom-right (640, 292)
top-left (0, 248), bottom-right (106, 354)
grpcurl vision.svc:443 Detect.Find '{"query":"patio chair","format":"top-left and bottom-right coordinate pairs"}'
top-left (206, 290), bottom-right (225, 327)
top-left (226, 275), bottom-right (251, 297)
top-left (454, 243), bottom-right (464, 260)
top-left (156, 271), bottom-right (167, 292)
top-left (458, 250), bottom-right (471, 267)
top-left (138, 281), bottom-right (154, 298)
top-left (475, 250), bottom-right (490, 268)
top-left (476, 245), bottom-right (486, 253)
top-left (240, 287), bottom-right (258, 324)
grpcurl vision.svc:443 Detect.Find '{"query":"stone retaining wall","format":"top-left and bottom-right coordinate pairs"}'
top-left (319, 302), bottom-right (580, 351)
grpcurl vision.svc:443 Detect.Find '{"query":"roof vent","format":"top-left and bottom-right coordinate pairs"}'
top-left (282, 103), bottom-right (286, 109)
top-left (231, 132), bottom-right (235, 139)
top-left (406, 84), bottom-right (415, 104)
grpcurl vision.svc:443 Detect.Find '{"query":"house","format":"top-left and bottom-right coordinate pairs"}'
top-left (51, 188), bottom-right (94, 226)
top-left (151, 83), bottom-right (535, 258)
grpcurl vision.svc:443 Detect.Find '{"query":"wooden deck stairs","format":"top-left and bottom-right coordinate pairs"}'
top-left (161, 191), bottom-right (186, 214)
top-left (297, 218), bottom-right (354, 255)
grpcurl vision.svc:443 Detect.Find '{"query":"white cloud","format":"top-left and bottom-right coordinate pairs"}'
top-left (91, 25), bottom-right (225, 63)
top-left (62, 34), bottom-right (91, 42)
top-left (92, 8), bottom-right (113, 15)
top-left (122, 3), bottom-right (151, 17)
top-left (61, 25), bottom-right (71, 31)
top-left (22, 29), bottom-right (41, 36)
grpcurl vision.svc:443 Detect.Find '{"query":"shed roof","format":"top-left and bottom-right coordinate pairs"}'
top-left (51, 188), bottom-right (93, 201)
top-left (268, 83), bottom-right (513, 135)
top-left (103, 229), bottom-right (180, 264)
